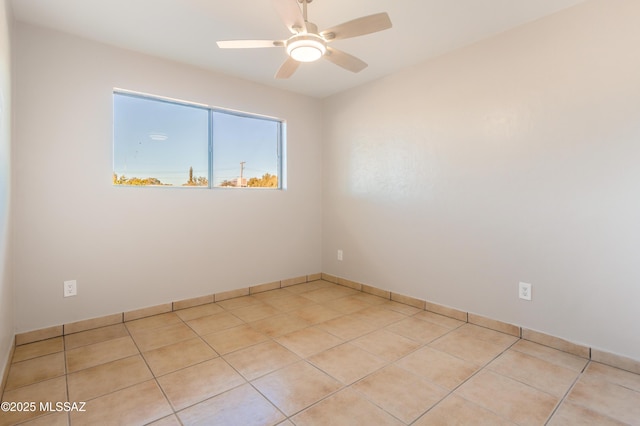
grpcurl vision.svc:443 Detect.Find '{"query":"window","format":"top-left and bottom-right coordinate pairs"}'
top-left (113, 91), bottom-right (284, 189)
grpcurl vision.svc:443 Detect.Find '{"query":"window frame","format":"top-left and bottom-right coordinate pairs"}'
top-left (113, 89), bottom-right (285, 190)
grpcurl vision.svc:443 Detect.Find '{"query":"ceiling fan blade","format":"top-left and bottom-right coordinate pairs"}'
top-left (275, 56), bottom-right (301, 79)
top-left (271, 0), bottom-right (306, 34)
top-left (217, 40), bottom-right (284, 49)
top-left (321, 12), bottom-right (392, 41)
top-left (324, 46), bottom-right (368, 73)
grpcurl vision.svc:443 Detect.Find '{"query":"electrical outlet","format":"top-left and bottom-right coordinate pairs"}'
top-left (337, 249), bottom-right (343, 261)
top-left (519, 282), bottom-right (532, 301)
top-left (64, 280), bottom-right (77, 297)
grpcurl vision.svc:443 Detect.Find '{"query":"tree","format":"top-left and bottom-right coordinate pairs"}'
top-left (247, 173), bottom-right (278, 188)
top-left (183, 166), bottom-right (207, 186)
top-left (113, 173), bottom-right (168, 186)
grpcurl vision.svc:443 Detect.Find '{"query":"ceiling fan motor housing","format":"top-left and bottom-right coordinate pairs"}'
top-left (286, 32), bottom-right (327, 62)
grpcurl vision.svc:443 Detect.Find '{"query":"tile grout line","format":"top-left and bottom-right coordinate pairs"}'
top-left (146, 303), bottom-right (281, 423)
top-left (122, 317), bottom-right (179, 425)
top-left (6, 282), bottom-right (639, 425)
top-left (542, 359), bottom-right (592, 425)
top-left (410, 334), bottom-right (522, 425)
top-left (63, 333), bottom-right (71, 426)
top-left (287, 305), bottom-right (491, 425)
top-left (13, 275), bottom-right (639, 375)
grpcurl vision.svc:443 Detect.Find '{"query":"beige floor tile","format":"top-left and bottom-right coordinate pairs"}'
top-left (251, 288), bottom-right (290, 300)
top-left (143, 337), bottom-right (218, 376)
top-left (249, 313), bottom-right (311, 338)
top-left (456, 370), bottom-right (559, 425)
top-left (203, 324), bottom-right (269, 355)
top-left (263, 294), bottom-right (318, 312)
top-left (67, 354), bottom-right (153, 401)
top-left (186, 311), bottom-right (244, 335)
top-left (348, 292), bottom-right (388, 305)
top-left (124, 312), bottom-right (182, 333)
top-left (174, 303), bottom-right (225, 321)
top-left (18, 412), bottom-right (69, 426)
top-left (230, 304), bottom-right (281, 322)
top-left (251, 281), bottom-right (282, 294)
top-left (430, 332), bottom-right (509, 366)
top-left (224, 341), bottom-right (300, 381)
top-left (12, 337), bottom-right (64, 363)
top-left (292, 388), bottom-right (403, 426)
top-left (378, 300), bottom-right (422, 316)
top-left (275, 327), bottom-right (343, 358)
top-left (385, 317), bottom-right (451, 344)
top-left (157, 357), bottom-right (246, 410)
top-left (125, 304), bottom-right (172, 322)
top-left (591, 349), bottom-right (640, 374)
top-left (395, 346), bottom-right (478, 390)
top-left (283, 282), bottom-right (327, 294)
top-left (308, 343), bottom-right (387, 384)
top-left (15, 326), bottom-right (62, 346)
top-left (146, 415), bottom-right (182, 426)
top-left (290, 304), bottom-right (343, 325)
top-left (320, 295), bottom-right (374, 314)
top-left (548, 401), bottom-right (627, 426)
top-left (510, 339), bottom-right (589, 372)
top-left (300, 286), bottom-right (357, 303)
top-left (177, 383), bottom-right (285, 426)
top-left (414, 395), bottom-right (514, 426)
top-left (64, 313), bottom-right (123, 335)
top-left (349, 306), bottom-right (406, 328)
top-left (129, 322), bottom-right (197, 352)
top-left (468, 314), bottom-right (519, 338)
top-left (351, 329), bottom-right (421, 361)
top-left (69, 380), bottom-right (172, 426)
top-left (65, 336), bottom-right (139, 373)
top-left (488, 350), bottom-right (579, 397)
top-left (8, 282), bottom-right (639, 426)
top-left (566, 373), bottom-right (640, 424)
top-left (314, 315), bottom-right (378, 340)
top-left (582, 361), bottom-right (640, 392)
top-left (252, 361), bottom-right (342, 416)
top-left (216, 288), bottom-right (250, 302)
top-left (173, 295), bottom-right (214, 311)
top-left (216, 295), bottom-right (262, 310)
top-left (0, 377), bottom-right (67, 426)
top-left (352, 364), bottom-right (447, 424)
top-left (5, 352), bottom-right (65, 390)
top-left (449, 324), bottom-right (519, 347)
top-left (63, 324), bottom-right (129, 350)
top-left (521, 329), bottom-right (589, 358)
top-left (412, 310), bottom-right (466, 329)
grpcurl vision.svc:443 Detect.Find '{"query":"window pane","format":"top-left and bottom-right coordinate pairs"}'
top-left (212, 112), bottom-right (281, 188)
top-left (113, 93), bottom-right (209, 187)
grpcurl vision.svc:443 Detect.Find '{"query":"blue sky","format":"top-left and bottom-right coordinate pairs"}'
top-left (113, 93), bottom-right (280, 186)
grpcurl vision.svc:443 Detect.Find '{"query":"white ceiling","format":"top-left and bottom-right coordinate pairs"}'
top-left (10, 0), bottom-right (585, 98)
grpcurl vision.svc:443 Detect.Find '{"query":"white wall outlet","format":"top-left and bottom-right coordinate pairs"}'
top-left (64, 280), bottom-right (77, 297)
top-left (519, 282), bottom-right (532, 301)
top-left (337, 249), bottom-right (343, 261)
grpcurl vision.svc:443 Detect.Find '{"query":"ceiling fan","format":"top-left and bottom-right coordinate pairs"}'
top-left (216, 0), bottom-right (392, 79)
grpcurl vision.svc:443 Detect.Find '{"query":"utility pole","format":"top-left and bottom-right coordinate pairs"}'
top-left (239, 161), bottom-right (246, 187)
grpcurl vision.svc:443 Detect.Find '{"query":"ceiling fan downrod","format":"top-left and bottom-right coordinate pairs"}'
top-left (299, 0), bottom-right (311, 24)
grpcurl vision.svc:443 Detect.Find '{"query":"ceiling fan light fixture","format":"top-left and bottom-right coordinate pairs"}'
top-left (286, 35), bottom-right (326, 62)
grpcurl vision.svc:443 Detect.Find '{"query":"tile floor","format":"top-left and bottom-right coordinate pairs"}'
top-left (1, 280), bottom-right (639, 425)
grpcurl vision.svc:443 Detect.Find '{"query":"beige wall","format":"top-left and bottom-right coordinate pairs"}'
top-left (12, 23), bottom-right (323, 332)
top-left (322, 0), bottom-right (640, 360)
top-left (0, 0), bottom-right (12, 384)
top-left (9, 0), bottom-right (640, 363)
